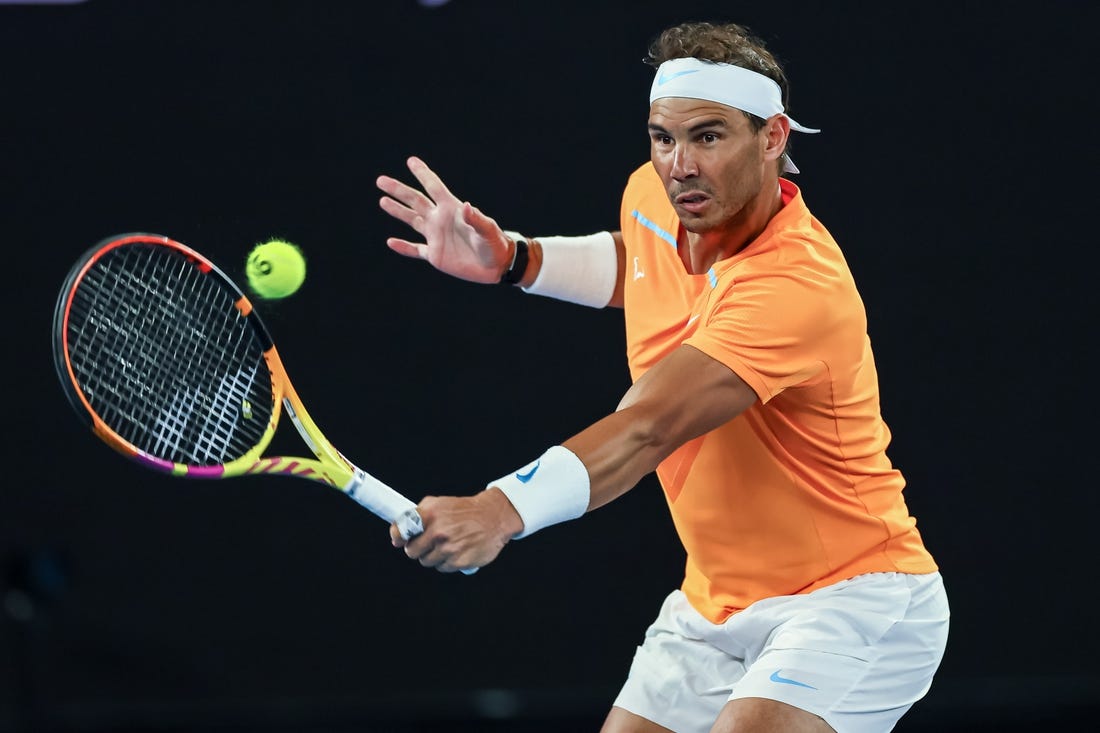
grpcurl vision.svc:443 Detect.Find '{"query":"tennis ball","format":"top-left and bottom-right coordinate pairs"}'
top-left (245, 239), bottom-right (306, 299)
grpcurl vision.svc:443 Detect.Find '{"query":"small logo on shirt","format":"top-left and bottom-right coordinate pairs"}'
top-left (633, 256), bottom-right (645, 281)
top-left (769, 670), bottom-right (817, 690)
top-left (516, 461), bottom-right (540, 483)
top-left (687, 314), bottom-right (700, 327)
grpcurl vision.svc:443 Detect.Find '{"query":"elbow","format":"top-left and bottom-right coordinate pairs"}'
top-left (621, 403), bottom-right (683, 468)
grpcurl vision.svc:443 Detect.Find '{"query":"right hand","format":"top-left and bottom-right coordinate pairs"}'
top-left (377, 156), bottom-right (513, 284)
top-left (389, 488), bottom-right (523, 574)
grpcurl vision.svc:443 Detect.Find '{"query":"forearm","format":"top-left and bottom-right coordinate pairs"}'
top-left (489, 399), bottom-right (702, 538)
top-left (490, 345), bottom-right (758, 538)
top-left (560, 404), bottom-right (670, 511)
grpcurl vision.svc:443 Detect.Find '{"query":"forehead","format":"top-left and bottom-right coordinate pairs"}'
top-left (648, 97), bottom-right (750, 131)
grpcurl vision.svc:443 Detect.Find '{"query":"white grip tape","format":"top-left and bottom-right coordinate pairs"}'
top-left (346, 468), bottom-right (417, 527)
top-left (521, 231), bottom-right (618, 308)
top-left (346, 468), bottom-right (478, 575)
top-left (488, 446), bottom-right (590, 539)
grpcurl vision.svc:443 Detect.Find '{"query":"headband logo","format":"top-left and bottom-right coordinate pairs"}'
top-left (656, 68), bottom-right (700, 86)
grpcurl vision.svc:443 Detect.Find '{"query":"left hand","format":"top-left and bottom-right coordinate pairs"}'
top-left (390, 488), bottom-right (523, 573)
top-left (376, 156), bottom-right (513, 284)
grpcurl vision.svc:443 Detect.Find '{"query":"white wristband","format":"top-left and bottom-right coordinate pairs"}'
top-left (488, 445), bottom-right (591, 539)
top-left (520, 231), bottom-right (618, 308)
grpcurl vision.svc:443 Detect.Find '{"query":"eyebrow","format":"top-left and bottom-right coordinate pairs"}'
top-left (647, 118), bottom-right (730, 135)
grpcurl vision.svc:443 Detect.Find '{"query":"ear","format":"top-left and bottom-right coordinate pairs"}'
top-left (762, 114), bottom-right (791, 168)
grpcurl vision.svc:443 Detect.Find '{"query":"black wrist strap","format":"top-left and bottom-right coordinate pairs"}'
top-left (499, 238), bottom-right (529, 285)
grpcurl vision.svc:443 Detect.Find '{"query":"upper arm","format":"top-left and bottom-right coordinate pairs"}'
top-left (607, 231), bottom-right (626, 308)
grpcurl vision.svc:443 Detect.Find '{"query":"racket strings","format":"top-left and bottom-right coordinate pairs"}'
top-left (66, 243), bottom-right (275, 465)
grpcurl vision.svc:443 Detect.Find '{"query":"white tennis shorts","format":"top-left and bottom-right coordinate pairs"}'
top-left (612, 572), bottom-right (949, 733)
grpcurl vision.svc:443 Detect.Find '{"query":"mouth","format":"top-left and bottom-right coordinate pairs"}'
top-left (674, 191), bottom-right (711, 214)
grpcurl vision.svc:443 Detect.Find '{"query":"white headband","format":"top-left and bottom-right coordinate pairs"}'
top-left (649, 57), bottom-right (820, 173)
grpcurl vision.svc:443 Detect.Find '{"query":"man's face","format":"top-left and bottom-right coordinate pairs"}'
top-left (648, 97), bottom-right (769, 235)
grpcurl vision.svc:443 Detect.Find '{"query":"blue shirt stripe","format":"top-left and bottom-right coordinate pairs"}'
top-left (631, 209), bottom-right (719, 290)
top-left (631, 209), bottom-right (677, 248)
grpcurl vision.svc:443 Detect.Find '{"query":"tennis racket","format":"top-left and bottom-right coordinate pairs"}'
top-left (53, 232), bottom-right (475, 574)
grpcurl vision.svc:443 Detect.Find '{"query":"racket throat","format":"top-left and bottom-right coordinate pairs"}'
top-left (282, 398), bottom-right (321, 455)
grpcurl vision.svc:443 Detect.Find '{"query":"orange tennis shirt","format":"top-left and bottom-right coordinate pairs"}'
top-left (620, 162), bottom-right (937, 623)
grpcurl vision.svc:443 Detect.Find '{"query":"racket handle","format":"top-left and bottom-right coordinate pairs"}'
top-left (346, 469), bottom-right (477, 575)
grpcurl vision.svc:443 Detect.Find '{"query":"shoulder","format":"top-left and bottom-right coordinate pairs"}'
top-left (621, 162), bottom-right (674, 233)
top-left (730, 187), bottom-right (852, 291)
top-left (626, 161), bottom-right (658, 184)
top-left (624, 162), bottom-right (663, 200)
top-left (623, 163), bottom-right (664, 216)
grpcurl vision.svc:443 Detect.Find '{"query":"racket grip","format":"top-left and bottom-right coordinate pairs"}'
top-left (346, 469), bottom-right (477, 575)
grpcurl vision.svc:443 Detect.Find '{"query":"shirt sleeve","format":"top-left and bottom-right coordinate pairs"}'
top-left (684, 264), bottom-right (840, 403)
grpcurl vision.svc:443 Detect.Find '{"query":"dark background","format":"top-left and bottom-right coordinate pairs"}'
top-left (1, 1), bottom-right (1095, 731)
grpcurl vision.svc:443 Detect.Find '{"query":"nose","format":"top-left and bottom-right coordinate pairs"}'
top-left (670, 144), bottom-right (697, 180)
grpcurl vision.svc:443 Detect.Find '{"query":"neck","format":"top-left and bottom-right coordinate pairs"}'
top-left (680, 180), bottom-right (784, 274)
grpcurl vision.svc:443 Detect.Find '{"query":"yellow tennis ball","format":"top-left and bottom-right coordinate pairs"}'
top-left (245, 239), bottom-right (306, 299)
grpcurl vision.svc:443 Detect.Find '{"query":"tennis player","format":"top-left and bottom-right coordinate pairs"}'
top-left (376, 21), bottom-right (949, 733)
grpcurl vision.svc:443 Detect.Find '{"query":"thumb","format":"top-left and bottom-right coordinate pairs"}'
top-left (463, 202), bottom-right (503, 241)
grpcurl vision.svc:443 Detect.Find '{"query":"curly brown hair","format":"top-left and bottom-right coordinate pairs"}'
top-left (645, 21), bottom-right (793, 163)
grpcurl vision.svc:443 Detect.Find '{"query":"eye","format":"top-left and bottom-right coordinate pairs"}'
top-left (700, 132), bottom-right (720, 144)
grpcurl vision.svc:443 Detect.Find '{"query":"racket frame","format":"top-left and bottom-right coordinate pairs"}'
top-left (52, 233), bottom-right (431, 543)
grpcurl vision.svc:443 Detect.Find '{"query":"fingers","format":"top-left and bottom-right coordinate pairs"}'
top-left (376, 173), bottom-right (436, 215)
top-left (406, 156), bottom-right (456, 205)
top-left (375, 156), bottom-right (456, 213)
top-left (396, 498), bottom-right (485, 574)
top-left (376, 165), bottom-right (441, 241)
top-left (378, 190), bottom-right (425, 231)
top-left (385, 237), bottom-right (429, 260)
top-left (400, 533), bottom-right (468, 574)
top-left (389, 523), bottom-right (408, 548)
top-left (377, 158), bottom-right (467, 257)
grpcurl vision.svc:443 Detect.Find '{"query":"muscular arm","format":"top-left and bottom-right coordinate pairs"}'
top-left (395, 344), bottom-right (758, 572)
top-left (378, 157), bottom-right (752, 569)
top-left (564, 343), bottom-right (757, 511)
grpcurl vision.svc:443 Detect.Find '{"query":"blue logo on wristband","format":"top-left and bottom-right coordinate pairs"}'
top-left (516, 461), bottom-right (541, 483)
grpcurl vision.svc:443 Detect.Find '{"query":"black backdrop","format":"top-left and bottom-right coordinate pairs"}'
top-left (1, 1), bottom-right (1096, 731)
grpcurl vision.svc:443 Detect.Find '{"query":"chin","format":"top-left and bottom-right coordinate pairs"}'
top-left (677, 214), bottom-right (714, 233)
